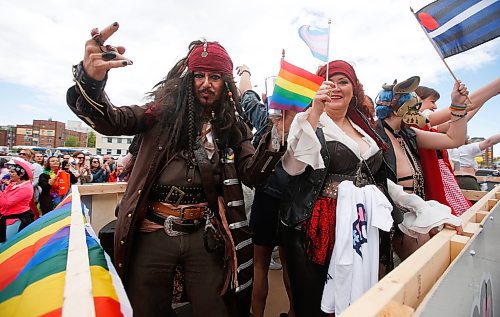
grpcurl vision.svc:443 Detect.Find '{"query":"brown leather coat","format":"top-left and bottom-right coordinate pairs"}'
top-left (66, 85), bottom-right (284, 296)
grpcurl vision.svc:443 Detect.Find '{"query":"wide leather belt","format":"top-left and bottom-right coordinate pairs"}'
top-left (149, 202), bottom-right (206, 221)
top-left (145, 212), bottom-right (203, 234)
top-left (150, 184), bottom-right (207, 206)
top-left (320, 173), bottom-right (372, 199)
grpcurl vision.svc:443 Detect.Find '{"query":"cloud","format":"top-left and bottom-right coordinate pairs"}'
top-left (0, 0), bottom-right (498, 123)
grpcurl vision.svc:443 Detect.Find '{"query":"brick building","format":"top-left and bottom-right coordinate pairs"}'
top-left (0, 126), bottom-right (16, 147)
top-left (14, 119), bottom-right (87, 148)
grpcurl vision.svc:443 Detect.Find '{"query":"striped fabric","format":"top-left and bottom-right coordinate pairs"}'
top-left (0, 191), bottom-right (131, 317)
top-left (269, 59), bottom-right (324, 112)
top-left (298, 25), bottom-right (330, 62)
top-left (416, 0), bottom-right (500, 58)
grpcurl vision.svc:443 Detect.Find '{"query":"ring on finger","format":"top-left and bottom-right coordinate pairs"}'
top-left (105, 45), bottom-right (117, 52)
top-left (101, 51), bottom-right (117, 61)
top-left (92, 33), bottom-right (105, 46)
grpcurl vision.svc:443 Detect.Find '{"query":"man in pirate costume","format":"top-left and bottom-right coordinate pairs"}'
top-left (66, 22), bottom-right (286, 316)
top-left (374, 76), bottom-right (467, 261)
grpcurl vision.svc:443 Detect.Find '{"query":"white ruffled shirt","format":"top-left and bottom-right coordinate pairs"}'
top-left (282, 110), bottom-right (380, 176)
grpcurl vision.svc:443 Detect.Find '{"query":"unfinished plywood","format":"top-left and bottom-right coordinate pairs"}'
top-left (462, 222), bottom-right (481, 238)
top-left (78, 182), bottom-right (127, 195)
top-left (475, 210), bottom-right (490, 224)
top-left (376, 301), bottom-right (414, 317)
top-left (476, 176), bottom-right (500, 183)
top-left (461, 190), bottom-right (487, 202)
top-left (450, 235), bottom-right (470, 262)
top-left (90, 193), bottom-right (120, 234)
top-left (487, 199), bottom-right (498, 211)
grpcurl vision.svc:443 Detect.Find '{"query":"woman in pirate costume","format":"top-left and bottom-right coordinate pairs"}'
top-left (374, 76), bottom-right (468, 260)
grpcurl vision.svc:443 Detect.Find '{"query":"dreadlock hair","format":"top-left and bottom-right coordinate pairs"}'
top-left (147, 40), bottom-right (248, 161)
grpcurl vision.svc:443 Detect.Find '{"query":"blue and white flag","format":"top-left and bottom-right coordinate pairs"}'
top-left (416, 0), bottom-right (500, 58)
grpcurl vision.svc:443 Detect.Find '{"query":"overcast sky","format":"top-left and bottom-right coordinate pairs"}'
top-left (0, 0), bottom-right (499, 153)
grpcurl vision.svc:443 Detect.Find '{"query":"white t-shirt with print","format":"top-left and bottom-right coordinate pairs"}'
top-left (321, 181), bottom-right (393, 314)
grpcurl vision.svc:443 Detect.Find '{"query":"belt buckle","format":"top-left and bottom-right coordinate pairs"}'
top-left (164, 216), bottom-right (185, 237)
top-left (166, 186), bottom-right (186, 207)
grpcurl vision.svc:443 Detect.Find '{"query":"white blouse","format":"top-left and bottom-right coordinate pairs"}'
top-left (282, 109), bottom-right (380, 176)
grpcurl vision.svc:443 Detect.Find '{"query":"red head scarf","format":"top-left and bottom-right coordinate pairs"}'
top-left (317, 60), bottom-right (387, 150)
top-left (187, 42), bottom-right (233, 76)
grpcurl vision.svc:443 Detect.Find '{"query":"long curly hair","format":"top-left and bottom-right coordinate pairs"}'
top-left (147, 40), bottom-right (248, 160)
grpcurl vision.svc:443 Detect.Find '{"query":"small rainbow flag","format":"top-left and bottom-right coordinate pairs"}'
top-left (268, 59), bottom-right (324, 112)
top-left (0, 191), bottom-right (132, 317)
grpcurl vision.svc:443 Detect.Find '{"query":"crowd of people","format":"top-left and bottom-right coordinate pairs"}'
top-left (0, 150), bottom-right (130, 242)
top-left (1, 20), bottom-right (499, 317)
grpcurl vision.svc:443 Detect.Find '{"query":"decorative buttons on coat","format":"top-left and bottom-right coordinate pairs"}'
top-left (127, 213), bottom-right (132, 218)
top-left (138, 189), bottom-right (142, 195)
top-left (118, 262), bottom-right (123, 268)
top-left (120, 240), bottom-right (125, 245)
top-left (158, 146), bottom-right (163, 151)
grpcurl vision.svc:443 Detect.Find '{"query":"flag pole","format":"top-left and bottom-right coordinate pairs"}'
top-left (410, 7), bottom-right (473, 106)
top-left (281, 49), bottom-right (286, 146)
top-left (325, 18), bottom-right (332, 80)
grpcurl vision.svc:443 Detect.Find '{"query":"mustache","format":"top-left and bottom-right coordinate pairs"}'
top-left (198, 88), bottom-right (215, 95)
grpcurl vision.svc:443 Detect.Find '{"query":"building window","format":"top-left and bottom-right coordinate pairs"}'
top-left (117, 149), bottom-right (122, 155)
top-left (117, 138), bottom-right (122, 143)
top-left (48, 138), bottom-right (52, 143)
top-left (107, 137), bottom-right (113, 143)
top-left (107, 149), bottom-right (112, 154)
top-left (127, 138), bottom-right (132, 144)
top-left (97, 148), bottom-right (102, 155)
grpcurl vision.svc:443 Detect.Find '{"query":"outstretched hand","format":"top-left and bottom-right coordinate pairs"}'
top-left (83, 22), bottom-right (133, 81)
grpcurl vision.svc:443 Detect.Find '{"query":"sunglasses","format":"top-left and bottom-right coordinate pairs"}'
top-left (77, 157), bottom-right (85, 159)
top-left (19, 153), bottom-right (27, 156)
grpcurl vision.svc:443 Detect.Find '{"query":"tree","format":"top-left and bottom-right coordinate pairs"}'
top-left (64, 135), bottom-right (80, 147)
top-left (87, 131), bottom-right (96, 148)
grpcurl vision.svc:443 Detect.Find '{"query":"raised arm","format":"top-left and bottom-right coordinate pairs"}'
top-left (434, 78), bottom-right (500, 132)
top-left (236, 65), bottom-right (253, 94)
top-left (479, 133), bottom-right (500, 151)
top-left (415, 80), bottom-right (468, 150)
top-left (67, 22), bottom-right (149, 136)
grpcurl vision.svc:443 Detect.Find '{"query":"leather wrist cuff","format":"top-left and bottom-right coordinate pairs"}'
top-left (73, 62), bottom-right (107, 100)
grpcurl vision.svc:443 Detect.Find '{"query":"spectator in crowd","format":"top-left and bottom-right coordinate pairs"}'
top-left (1, 174), bottom-right (10, 192)
top-left (34, 152), bottom-right (45, 166)
top-left (63, 154), bottom-right (71, 163)
top-left (70, 151), bottom-right (93, 184)
top-left (0, 158), bottom-right (9, 180)
top-left (19, 149), bottom-right (43, 196)
top-left (0, 158), bottom-right (35, 243)
top-left (90, 157), bottom-right (110, 183)
top-left (109, 160), bottom-right (127, 182)
top-left (39, 156), bottom-right (77, 214)
top-left (103, 154), bottom-right (116, 172)
top-left (450, 134), bottom-right (500, 190)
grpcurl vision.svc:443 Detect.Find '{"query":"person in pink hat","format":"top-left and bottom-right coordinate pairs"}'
top-left (0, 158), bottom-right (35, 243)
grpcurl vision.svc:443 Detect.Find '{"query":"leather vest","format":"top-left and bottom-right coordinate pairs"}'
top-left (280, 128), bottom-right (399, 227)
top-left (375, 120), bottom-right (420, 184)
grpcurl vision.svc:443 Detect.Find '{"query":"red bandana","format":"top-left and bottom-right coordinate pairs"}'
top-left (187, 42), bottom-right (233, 76)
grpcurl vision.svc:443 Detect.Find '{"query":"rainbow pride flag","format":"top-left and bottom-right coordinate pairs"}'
top-left (0, 190), bottom-right (132, 317)
top-left (268, 59), bottom-right (324, 112)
